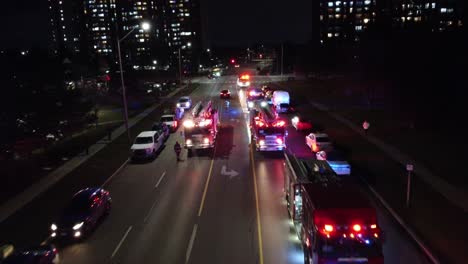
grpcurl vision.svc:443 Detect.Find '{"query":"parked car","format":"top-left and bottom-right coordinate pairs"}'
top-left (151, 122), bottom-right (170, 140)
top-left (160, 114), bottom-right (178, 132)
top-left (0, 244), bottom-right (59, 264)
top-left (50, 188), bottom-right (111, 240)
top-left (176, 96), bottom-right (192, 109)
top-left (130, 131), bottom-right (165, 160)
top-left (305, 132), bottom-right (333, 152)
top-left (220, 89), bottom-right (231, 99)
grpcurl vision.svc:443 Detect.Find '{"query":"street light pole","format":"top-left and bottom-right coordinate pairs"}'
top-left (115, 22), bottom-right (151, 145)
top-left (116, 38), bottom-right (131, 144)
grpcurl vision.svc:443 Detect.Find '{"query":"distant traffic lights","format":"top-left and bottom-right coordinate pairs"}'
top-left (230, 58), bottom-right (235, 64)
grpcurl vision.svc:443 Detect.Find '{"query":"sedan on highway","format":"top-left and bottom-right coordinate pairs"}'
top-left (50, 188), bottom-right (111, 240)
top-left (220, 89), bottom-right (231, 99)
top-left (0, 244), bottom-right (59, 264)
top-left (306, 132), bottom-right (333, 152)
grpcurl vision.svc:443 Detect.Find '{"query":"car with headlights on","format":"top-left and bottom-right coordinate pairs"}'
top-left (291, 115), bottom-right (313, 132)
top-left (50, 188), bottom-right (111, 240)
top-left (176, 96), bottom-right (192, 109)
top-left (0, 244), bottom-right (59, 264)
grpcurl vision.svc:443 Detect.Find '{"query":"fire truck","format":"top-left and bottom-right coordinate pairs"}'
top-left (183, 100), bottom-right (218, 151)
top-left (249, 102), bottom-right (286, 151)
top-left (284, 157), bottom-right (384, 264)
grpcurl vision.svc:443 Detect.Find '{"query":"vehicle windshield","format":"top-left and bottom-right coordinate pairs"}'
top-left (179, 98), bottom-right (189, 103)
top-left (185, 127), bottom-right (211, 135)
top-left (279, 103), bottom-right (289, 108)
top-left (160, 116), bottom-right (174, 122)
top-left (221, 90), bottom-right (229, 93)
top-left (135, 136), bottom-right (153, 144)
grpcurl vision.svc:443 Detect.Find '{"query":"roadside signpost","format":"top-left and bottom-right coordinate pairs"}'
top-left (406, 164), bottom-right (414, 208)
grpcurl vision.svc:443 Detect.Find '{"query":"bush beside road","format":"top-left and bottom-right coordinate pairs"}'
top-left (270, 79), bottom-right (468, 263)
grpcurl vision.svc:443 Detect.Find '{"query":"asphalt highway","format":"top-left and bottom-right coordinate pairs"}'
top-left (0, 73), bottom-right (432, 264)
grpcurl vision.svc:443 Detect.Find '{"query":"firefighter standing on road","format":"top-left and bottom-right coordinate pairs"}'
top-left (174, 141), bottom-right (182, 161)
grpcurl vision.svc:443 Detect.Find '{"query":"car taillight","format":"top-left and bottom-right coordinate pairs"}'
top-left (174, 121), bottom-right (177, 127)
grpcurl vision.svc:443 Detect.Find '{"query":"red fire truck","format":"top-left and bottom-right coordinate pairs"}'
top-left (301, 184), bottom-right (384, 264)
top-left (284, 157), bottom-right (384, 264)
top-left (249, 102), bottom-right (286, 151)
top-left (183, 100), bottom-right (218, 151)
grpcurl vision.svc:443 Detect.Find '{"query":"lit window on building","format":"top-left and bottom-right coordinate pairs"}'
top-left (363, 18), bottom-right (370, 23)
top-left (336, 7), bottom-right (340, 12)
top-left (440, 8), bottom-right (447, 13)
top-left (431, 3), bottom-right (436, 9)
top-left (355, 25), bottom-right (363, 31)
top-left (328, 2), bottom-right (333, 7)
top-left (327, 32), bottom-right (333, 38)
top-left (364, 0), bottom-right (371, 5)
top-left (335, 1), bottom-right (341, 6)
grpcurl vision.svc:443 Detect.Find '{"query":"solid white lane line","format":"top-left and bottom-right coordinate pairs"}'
top-left (101, 159), bottom-right (129, 188)
top-left (155, 171), bottom-right (166, 188)
top-left (111, 226), bottom-right (133, 259)
top-left (185, 224), bottom-right (198, 264)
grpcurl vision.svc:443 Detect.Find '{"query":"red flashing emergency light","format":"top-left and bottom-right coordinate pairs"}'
top-left (230, 59), bottom-right (235, 64)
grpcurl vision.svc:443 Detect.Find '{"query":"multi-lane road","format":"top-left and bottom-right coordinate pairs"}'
top-left (0, 74), bottom-right (431, 264)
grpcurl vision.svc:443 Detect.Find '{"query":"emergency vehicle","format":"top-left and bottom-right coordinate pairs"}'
top-left (249, 102), bottom-right (286, 151)
top-left (237, 74), bottom-right (251, 88)
top-left (284, 156), bottom-right (384, 264)
top-left (183, 100), bottom-right (218, 150)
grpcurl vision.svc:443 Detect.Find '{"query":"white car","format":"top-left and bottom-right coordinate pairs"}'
top-left (130, 131), bottom-right (164, 160)
top-left (176, 96), bottom-right (192, 109)
top-left (305, 132), bottom-right (333, 153)
top-left (237, 74), bottom-right (251, 88)
top-left (316, 150), bottom-right (351, 176)
top-left (160, 114), bottom-right (178, 132)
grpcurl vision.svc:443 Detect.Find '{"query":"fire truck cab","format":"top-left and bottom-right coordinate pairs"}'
top-left (183, 100), bottom-right (218, 150)
top-left (300, 184), bottom-right (384, 264)
top-left (249, 102), bottom-right (286, 151)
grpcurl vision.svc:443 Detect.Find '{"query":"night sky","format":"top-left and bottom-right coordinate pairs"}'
top-left (0, 0), bottom-right (313, 49)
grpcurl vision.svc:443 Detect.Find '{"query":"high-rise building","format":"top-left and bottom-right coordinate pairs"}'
top-left (118, 0), bottom-right (161, 70)
top-left (48, 0), bottom-right (85, 56)
top-left (319, 0), bottom-right (377, 44)
top-left (158, 0), bottom-right (202, 74)
top-left (84, 0), bottom-right (117, 56)
top-left (49, 0), bottom-right (202, 72)
top-left (393, 0), bottom-right (463, 32)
